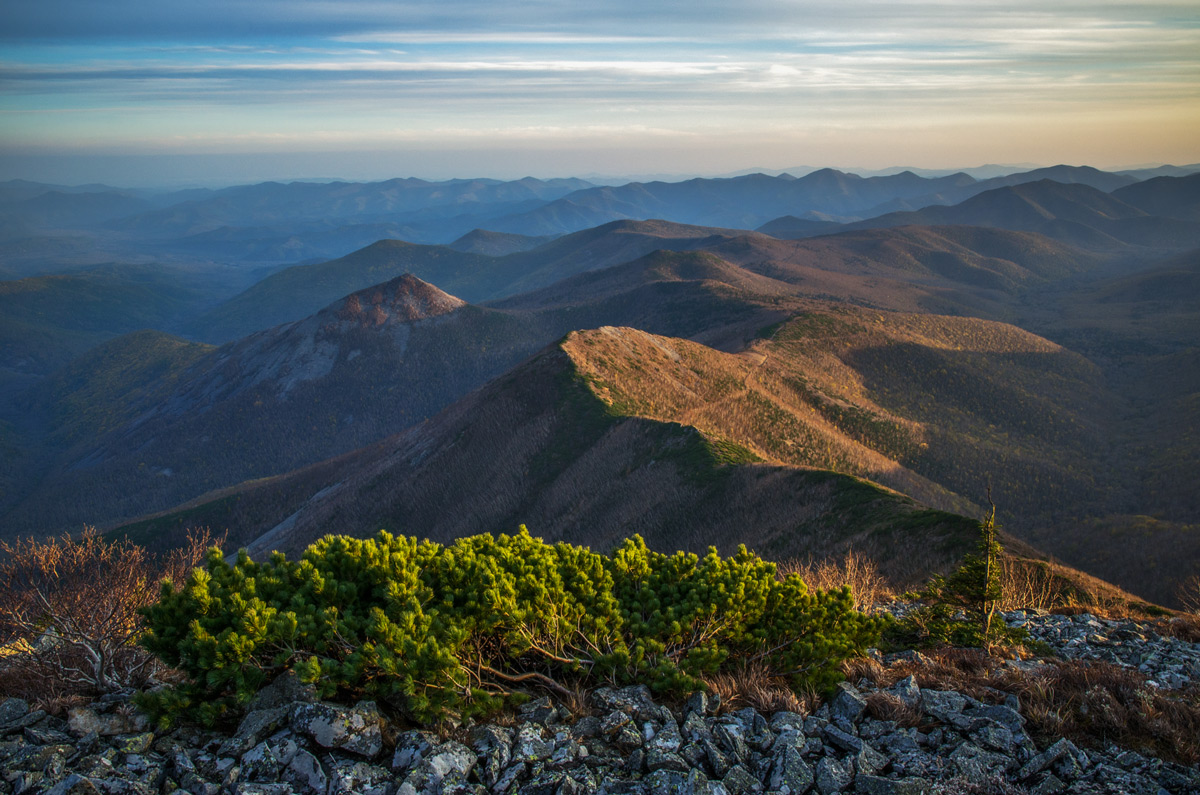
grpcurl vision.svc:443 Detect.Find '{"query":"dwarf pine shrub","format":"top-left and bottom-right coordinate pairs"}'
top-left (895, 506), bottom-right (1027, 649)
top-left (138, 528), bottom-right (884, 726)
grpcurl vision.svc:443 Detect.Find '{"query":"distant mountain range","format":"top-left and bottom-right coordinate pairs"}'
top-left (479, 166), bottom-right (1140, 238)
top-left (760, 177), bottom-right (1200, 253)
top-left (5, 165), bottom-right (1196, 274)
top-left (2, 165), bottom-right (1199, 610)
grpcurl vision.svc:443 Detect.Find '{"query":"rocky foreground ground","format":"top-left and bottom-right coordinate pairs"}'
top-left (2, 610), bottom-right (1199, 795)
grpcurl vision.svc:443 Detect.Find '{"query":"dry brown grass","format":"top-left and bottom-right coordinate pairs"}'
top-left (779, 548), bottom-right (893, 612)
top-left (703, 661), bottom-right (816, 716)
top-left (935, 778), bottom-right (1030, 795)
top-left (997, 557), bottom-right (1065, 612)
top-left (863, 691), bottom-right (922, 727)
top-left (997, 553), bottom-right (1166, 620)
top-left (1176, 574), bottom-right (1200, 615)
top-left (1157, 614), bottom-right (1200, 643)
top-left (1009, 661), bottom-right (1200, 765)
top-left (0, 527), bottom-right (218, 710)
top-left (844, 647), bottom-right (1200, 766)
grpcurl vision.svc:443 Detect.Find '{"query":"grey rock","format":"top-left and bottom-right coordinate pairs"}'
top-left (686, 692), bottom-right (711, 718)
top-left (1071, 763), bottom-right (1162, 795)
top-left (180, 772), bottom-right (223, 795)
top-left (714, 722), bottom-right (749, 762)
top-left (513, 725), bottom-right (553, 763)
top-left (1158, 761), bottom-right (1200, 792)
top-left (557, 765), bottom-right (600, 795)
top-left (645, 769), bottom-right (686, 795)
top-left (773, 725), bottom-right (806, 753)
top-left (24, 725), bottom-right (73, 745)
top-left (326, 756), bottom-right (394, 795)
top-left (0, 699), bottom-right (30, 726)
top-left (1051, 749), bottom-right (1085, 782)
top-left (239, 742), bottom-right (283, 783)
top-left (113, 731), bottom-right (156, 755)
top-left (917, 690), bottom-right (969, 729)
top-left (647, 768), bottom-right (717, 795)
top-left (702, 737), bottom-right (733, 778)
top-left (1018, 738), bottom-right (1083, 781)
top-left (290, 701), bottom-right (383, 758)
top-left (469, 724), bottom-right (513, 787)
top-left (234, 783), bottom-right (296, 795)
top-left (492, 761), bottom-right (526, 794)
top-left (857, 720), bottom-right (894, 742)
top-left (852, 743), bottom-right (889, 777)
top-left (876, 731), bottom-right (921, 757)
top-left (683, 768), bottom-right (717, 795)
top-left (830, 684), bottom-right (867, 725)
top-left (398, 741), bottom-right (476, 795)
top-left (66, 708), bottom-right (140, 738)
top-left (889, 678), bottom-right (919, 709)
top-left (768, 744), bottom-right (814, 794)
top-left (801, 736), bottom-right (825, 757)
top-left (721, 764), bottom-right (763, 795)
top-left (283, 749), bottom-right (326, 795)
top-left (241, 732), bottom-right (301, 783)
top-left (820, 725), bottom-right (862, 754)
top-left (682, 712), bottom-right (713, 744)
top-left (74, 750), bottom-right (118, 780)
top-left (1029, 771), bottom-right (1065, 795)
top-left (769, 712), bottom-right (806, 733)
top-left (814, 757), bottom-right (852, 795)
top-left (9, 742), bottom-right (75, 772)
top-left (246, 672), bottom-right (318, 713)
top-left (748, 751), bottom-right (770, 782)
top-left (0, 708), bottom-right (47, 736)
top-left (221, 707), bottom-right (291, 757)
top-left (519, 697), bottom-right (559, 726)
top-left (734, 709), bottom-right (773, 752)
top-left (600, 710), bottom-right (632, 737)
top-left (680, 741), bottom-right (708, 770)
top-left (964, 703), bottom-right (1025, 735)
top-left (854, 775), bottom-right (930, 795)
top-left (969, 722), bottom-right (1016, 755)
top-left (571, 716), bottom-right (603, 739)
top-left (647, 718), bottom-right (682, 755)
top-left (646, 749), bottom-right (691, 773)
top-left (392, 730), bottom-right (438, 775)
top-left (549, 733), bottom-right (583, 768)
top-left (591, 686), bottom-right (664, 723)
top-left (43, 774), bottom-right (102, 795)
top-left (948, 743), bottom-right (1014, 779)
top-left (803, 716), bottom-right (827, 736)
top-left (612, 723), bottom-right (643, 752)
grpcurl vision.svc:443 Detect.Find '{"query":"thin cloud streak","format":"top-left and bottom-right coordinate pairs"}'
top-left (1, 0), bottom-right (1197, 180)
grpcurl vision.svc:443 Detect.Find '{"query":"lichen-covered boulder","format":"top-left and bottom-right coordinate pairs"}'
top-left (289, 701), bottom-right (383, 759)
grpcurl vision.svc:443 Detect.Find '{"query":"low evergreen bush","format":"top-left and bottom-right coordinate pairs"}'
top-left (139, 528), bottom-right (883, 726)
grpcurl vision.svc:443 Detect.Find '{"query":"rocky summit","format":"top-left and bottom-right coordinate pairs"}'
top-left (2, 610), bottom-right (1198, 795)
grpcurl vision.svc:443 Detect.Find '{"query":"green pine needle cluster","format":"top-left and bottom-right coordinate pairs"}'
top-left (137, 529), bottom-right (884, 726)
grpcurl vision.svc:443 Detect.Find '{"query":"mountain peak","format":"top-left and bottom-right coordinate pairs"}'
top-left (331, 273), bottom-right (466, 328)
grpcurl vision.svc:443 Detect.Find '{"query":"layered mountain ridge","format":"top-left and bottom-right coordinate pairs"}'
top-left (2, 166), bottom-right (1199, 610)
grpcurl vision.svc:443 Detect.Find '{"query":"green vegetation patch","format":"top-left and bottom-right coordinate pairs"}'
top-left (40, 330), bottom-right (214, 447)
top-left (111, 494), bottom-right (243, 552)
top-left (772, 311), bottom-right (867, 343)
top-left (138, 529), bottom-right (883, 727)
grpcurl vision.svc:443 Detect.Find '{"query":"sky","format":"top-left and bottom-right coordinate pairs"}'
top-left (2, 0), bottom-right (1199, 187)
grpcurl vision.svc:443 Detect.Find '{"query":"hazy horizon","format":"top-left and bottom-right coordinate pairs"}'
top-left (5, 154), bottom-right (1200, 193)
top-left (3, 1), bottom-right (1199, 187)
